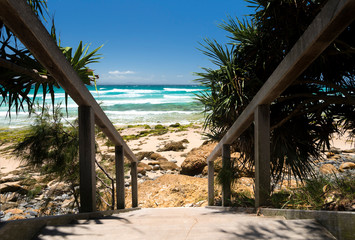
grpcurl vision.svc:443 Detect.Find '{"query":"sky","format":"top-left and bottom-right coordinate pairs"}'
top-left (46, 0), bottom-right (253, 85)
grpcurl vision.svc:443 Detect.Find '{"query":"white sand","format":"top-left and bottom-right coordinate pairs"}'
top-left (1, 127), bottom-right (353, 175)
top-left (0, 144), bottom-right (23, 174)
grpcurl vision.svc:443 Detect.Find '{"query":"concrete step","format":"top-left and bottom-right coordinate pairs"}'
top-left (35, 207), bottom-right (335, 240)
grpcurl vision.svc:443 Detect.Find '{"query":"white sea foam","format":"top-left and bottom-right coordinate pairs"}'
top-left (104, 110), bottom-right (200, 115)
top-left (90, 89), bottom-right (161, 94)
top-left (163, 88), bottom-right (204, 92)
top-left (94, 93), bottom-right (144, 99)
top-left (163, 95), bottom-right (192, 99)
top-left (100, 97), bottom-right (195, 106)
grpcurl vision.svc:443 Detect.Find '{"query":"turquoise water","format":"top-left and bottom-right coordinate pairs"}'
top-left (0, 85), bottom-right (206, 128)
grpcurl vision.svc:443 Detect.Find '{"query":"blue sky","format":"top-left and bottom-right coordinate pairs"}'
top-left (46, 0), bottom-right (253, 85)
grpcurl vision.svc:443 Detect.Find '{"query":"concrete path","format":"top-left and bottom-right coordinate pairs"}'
top-left (35, 207), bottom-right (335, 240)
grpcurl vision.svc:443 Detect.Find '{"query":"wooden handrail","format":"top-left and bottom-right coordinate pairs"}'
top-left (206, 0), bottom-right (355, 162)
top-left (0, 0), bottom-right (137, 162)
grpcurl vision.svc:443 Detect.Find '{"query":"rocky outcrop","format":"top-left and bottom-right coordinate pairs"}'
top-left (157, 139), bottom-right (189, 152)
top-left (339, 162), bottom-right (355, 172)
top-left (159, 162), bottom-right (180, 171)
top-left (180, 142), bottom-right (217, 176)
top-left (319, 164), bottom-right (338, 174)
top-left (138, 162), bottom-right (153, 171)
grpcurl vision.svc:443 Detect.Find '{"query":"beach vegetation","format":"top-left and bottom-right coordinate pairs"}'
top-left (14, 104), bottom-right (81, 208)
top-left (196, 0), bottom-right (355, 184)
top-left (169, 123), bottom-right (181, 128)
top-left (13, 104), bottom-right (117, 211)
top-left (0, 128), bottom-right (31, 145)
top-left (270, 173), bottom-right (355, 210)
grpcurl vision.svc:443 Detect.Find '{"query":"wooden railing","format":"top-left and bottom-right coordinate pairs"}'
top-left (206, 0), bottom-right (355, 207)
top-left (0, 0), bottom-right (138, 212)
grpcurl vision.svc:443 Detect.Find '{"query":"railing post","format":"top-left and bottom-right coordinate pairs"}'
top-left (78, 106), bottom-right (96, 213)
top-left (254, 104), bottom-right (271, 208)
top-left (115, 145), bottom-right (125, 209)
top-left (208, 161), bottom-right (214, 206)
top-left (222, 144), bottom-right (231, 206)
top-left (131, 161), bottom-right (138, 208)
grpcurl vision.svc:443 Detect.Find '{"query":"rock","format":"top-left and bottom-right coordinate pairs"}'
top-left (342, 148), bottom-right (355, 153)
top-left (61, 199), bottom-right (74, 209)
top-left (157, 157), bottom-right (168, 162)
top-left (148, 161), bottom-right (160, 165)
top-left (181, 156), bottom-right (207, 176)
top-left (136, 151), bottom-right (154, 161)
top-left (339, 162), bottom-right (355, 172)
top-left (0, 175), bottom-right (24, 184)
top-left (319, 164), bottom-right (338, 174)
top-left (8, 215), bottom-right (26, 221)
top-left (159, 162), bottom-right (180, 171)
top-left (25, 210), bottom-right (38, 217)
top-left (5, 208), bottom-right (24, 215)
top-left (150, 153), bottom-right (163, 160)
top-left (326, 152), bottom-right (335, 158)
top-left (1, 202), bottom-right (17, 211)
top-left (157, 141), bottom-right (186, 152)
top-left (152, 165), bottom-right (160, 171)
top-left (137, 167), bottom-right (146, 175)
top-left (330, 147), bottom-right (341, 154)
top-left (47, 182), bottom-right (71, 196)
top-left (138, 162), bottom-right (153, 171)
top-left (202, 166), bottom-right (208, 176)
top-left (1, 192), bottom-right (22, 202)
top-left (0, 183), bottom-right (27, 194)
top-left (180, 142), bottom-right (217, 176)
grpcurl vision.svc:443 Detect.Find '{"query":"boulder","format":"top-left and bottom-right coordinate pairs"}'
top-left (157, 157), bottom-right (168, 162)
top-left (0, 183), bottom-right (27, 194)
top-left (4, 208), bottom-right (23, 215)
top-left (342, 148), bottom-right (355, 153)
top-left (157, 141), bottom-right (186, 152)
top-left (150, 153), bottom-right (163, 160)
top-left (138, 162), bottom-right (153, 171)
top-left (47, 182), bottom-right (71, 196)
top-left (0, 192), bottom-right (21, 202)
top-left (339, 162), bottom-right (355, 172)
top-left (148, 161), bottom-right (160, 166)
top-left (159, 162), bottom-right (180, 171)
top-left (136, 151), bottom-right (154, 161)
top-left (319, 164), bottom-right (338, 174)
top-left (137, 167), bottom-right (146, 175)
top-left (0, 175), bottom-right (24, 184)
top-left (181, 156), bottom-right (206, 176)
top-left (180, 142), bottom-right (217, 176)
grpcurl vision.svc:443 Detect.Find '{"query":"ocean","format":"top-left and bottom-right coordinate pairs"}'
top-left (0, 85), bottom-right (206, 128)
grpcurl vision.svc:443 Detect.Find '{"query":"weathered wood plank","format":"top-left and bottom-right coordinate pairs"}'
top-left (131, 162), bottom-right (138, 208)
top-left (206, 0), bottom-right (355, 162)
top-left (207, 161), bottom-right (214, 206)
top-left (78, 106), bottom-right (96, 212)
top-left (254, 105), bottom-right (271, 207)
top-left (0, 0), bottom-right (137, 162)
top-left (222, 144), bottom-right (231, 207)
top-left (115, 146), bottom-right (126, 209)
top-left (115, 145), bottom-right (125, 209)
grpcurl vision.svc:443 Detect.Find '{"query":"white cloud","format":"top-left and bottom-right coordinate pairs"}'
top-left (108, 70), bottom-right (135, 75)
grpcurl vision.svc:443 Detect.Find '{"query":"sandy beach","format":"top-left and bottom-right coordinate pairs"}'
top-left (1, 125), bottom-right (354, 176)
top-left (0, 124), bottom-right (208, 176)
